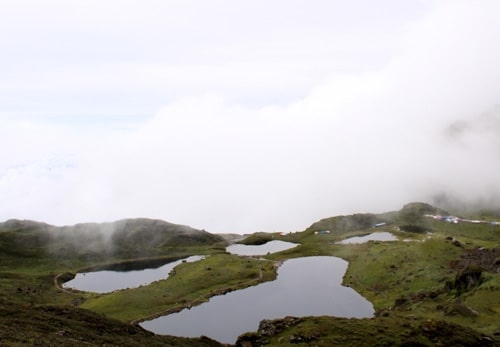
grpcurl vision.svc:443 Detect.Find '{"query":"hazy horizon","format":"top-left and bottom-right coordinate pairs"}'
top-left (2, 1), bottom-right (500, 233)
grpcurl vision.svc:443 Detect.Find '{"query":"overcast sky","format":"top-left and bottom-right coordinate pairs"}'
top-left (1, 0), bottom-right (500, 233)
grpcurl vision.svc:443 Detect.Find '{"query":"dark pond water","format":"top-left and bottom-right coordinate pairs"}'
top-left (337, 232), bottom-right (397, 244)
top-left (226, 240), bottom-right (298, 255)
top-left (63, 255), bottom-right (203, 293)
top-left (140, 256), bottom-right (374, 344)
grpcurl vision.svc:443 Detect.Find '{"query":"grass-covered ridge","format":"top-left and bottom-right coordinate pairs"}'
top-left (0, 218), bottom-right (229, 346)
top-left (0, 218), bottom-right (225, 266)
top-left (0, 202), bottom-right (499, 346)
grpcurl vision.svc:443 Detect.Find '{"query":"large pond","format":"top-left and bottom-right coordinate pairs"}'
top-left (337, 232), bottom-right (397, 244)
top-left (226, 240), bottom-right (298, 256)
top-left (63, 255), bottom-right (203, 293)
top-left (140, 256), bottom-right (374, 344)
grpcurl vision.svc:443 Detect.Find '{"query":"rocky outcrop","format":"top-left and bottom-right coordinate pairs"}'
top-left (454, 248), bottom-right (500, 273)
top-left (235, 316), bottom-right (496, 347)
top-left (445, 264), bottom-right (483, 293)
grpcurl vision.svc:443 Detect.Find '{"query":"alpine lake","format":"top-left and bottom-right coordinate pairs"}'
top-left (63, 239), bottom-right (383, 344)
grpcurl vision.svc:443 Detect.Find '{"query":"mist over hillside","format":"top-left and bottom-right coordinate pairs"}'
top-left (0, 218), bottom-right (225, 261)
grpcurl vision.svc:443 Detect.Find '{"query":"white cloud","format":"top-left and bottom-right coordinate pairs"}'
top-left (1, 1), bottom-right (500, 232)
top-left (0, 0), bottom-right (430, 112)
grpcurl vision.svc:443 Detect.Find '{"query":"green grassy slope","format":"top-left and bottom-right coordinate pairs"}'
top-left (236, 316), bottom-right (495, 346)
top-left (0, 218), bottom-right (228, 346)
top-left (0, 301), bottom-right (223, 347)
top-left (1, 203), bottom-right (499, 346)
top-left (249, 202), bottom-right (500, 344)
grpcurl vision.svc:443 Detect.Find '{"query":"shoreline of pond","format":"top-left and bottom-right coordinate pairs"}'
top-left (140, 256), bottom-right (374, 344)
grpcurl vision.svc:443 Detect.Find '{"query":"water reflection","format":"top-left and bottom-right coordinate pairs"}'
top-left (141, 256), bottom-right (374, 344)
top-left (337, 232), bottom-right (397, 244)
top-left (63, 256), bottom-right (203, 293)
top-left (226, 240), bottom-right (298, 256)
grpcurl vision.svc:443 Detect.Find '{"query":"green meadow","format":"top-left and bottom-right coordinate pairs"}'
top-left (0, 203), bottom-right (499, 346)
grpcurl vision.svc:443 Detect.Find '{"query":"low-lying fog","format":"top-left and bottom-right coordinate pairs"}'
top-left (1, 1), bottom-right (499, 233)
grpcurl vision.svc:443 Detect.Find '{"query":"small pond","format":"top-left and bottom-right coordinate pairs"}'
top-left (226, 240), bottom-right (298, 256)
top-left (337, 232), bottom-right (397, 244)
top-left (63, 255), bottom-right (203, 293)
top-left (140, 256), bottom-right (374, 344)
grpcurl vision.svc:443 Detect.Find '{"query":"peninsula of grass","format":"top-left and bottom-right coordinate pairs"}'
top-left (80, 253), bottom-right (277, 322)
top-left (237, 232), bottom-right (278, 245)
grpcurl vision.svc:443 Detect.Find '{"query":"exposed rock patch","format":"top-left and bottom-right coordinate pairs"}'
top-left (452, 247), bottom-right (500, 273)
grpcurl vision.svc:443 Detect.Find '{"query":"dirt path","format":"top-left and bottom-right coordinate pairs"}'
top-left (53, 273), bottom-right (77, 295)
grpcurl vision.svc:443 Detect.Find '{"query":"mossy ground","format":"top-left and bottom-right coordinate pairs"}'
top-left (0, 301), bottom-right (223, 347)
top-left (236, 316), bottom-right (495, 347)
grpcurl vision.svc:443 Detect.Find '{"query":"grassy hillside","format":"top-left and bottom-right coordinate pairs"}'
top-left (0, 301), bottom-right (223, 347)
top-left (236, 315), bottom-right (495, 346)
top-left (1, 203), bottom-right (499, 346)
top-left (0, 218), bottom-right (229, 346)
top-left (253, 202), bottom-right (500, 345)
top-left (0, 218), bottom-right (226, 271)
